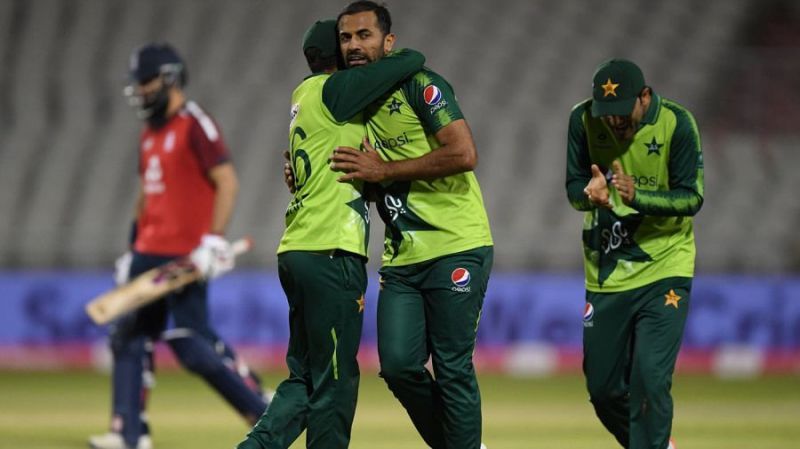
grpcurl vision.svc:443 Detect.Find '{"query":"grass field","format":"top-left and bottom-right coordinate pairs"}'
top-left (0, 370), bottom-right (798, 449)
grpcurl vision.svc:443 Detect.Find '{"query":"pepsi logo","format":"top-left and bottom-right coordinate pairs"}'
top-left (423, 85), bottom-right (442, 105)
top-left (583, 303), bottom-right (594, 322)
top-left (451, 268), bottom-right (471, 287)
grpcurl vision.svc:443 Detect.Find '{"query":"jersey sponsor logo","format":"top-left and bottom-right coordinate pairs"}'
top-left (450, 268), bottom-right (472, 292)
top-left (583, 303), bottom-right (594, 327)
top-left (631, 175), bottom-right (658, 187)
top-left (423, 85), bottom-right (442, 105)
top-left (372, 132), bottom-right (412, 151)
top-left (143, 137), bottom-right (154, 152)
top-left (424, 84), bottom-right (449, 115)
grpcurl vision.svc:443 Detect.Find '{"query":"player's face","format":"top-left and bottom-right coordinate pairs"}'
top-left (602, 90), bottom-right (650, 141)
top-left (124, 75), bottom-right (163, 109)
top-left (136, 76), bottom-right (164, 101)
top-left (338, 11), bottom-right (395, 68)
top-left (124, 74), bottom-right (174, 124)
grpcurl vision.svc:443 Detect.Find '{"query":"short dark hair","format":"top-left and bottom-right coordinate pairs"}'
top-left (304, 47), bottom-right (338, 73)
top-left (337, 1), bottom-right (392, 35)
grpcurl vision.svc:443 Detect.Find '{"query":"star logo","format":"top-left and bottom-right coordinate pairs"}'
top-left (664, 289), bottom-right (681, 309)
top-left (645, 137), bottom-right (663, 156)
top-left (388, 98), bottom-right (403, 115)
top-left (601, 78), bottom-right (619, 97)
top-left (356, 295), bottom-right (365, 313)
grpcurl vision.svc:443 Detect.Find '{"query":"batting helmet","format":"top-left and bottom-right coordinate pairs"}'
top-left (128, 43), bottom-right (188, 87)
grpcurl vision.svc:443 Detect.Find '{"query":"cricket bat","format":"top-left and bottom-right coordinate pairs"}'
top-left (85, 237), bottom-right (253, 325)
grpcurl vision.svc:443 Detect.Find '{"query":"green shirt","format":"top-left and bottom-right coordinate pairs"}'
top-left (566, 93), bottom-right (704, 292)
top-left (365, 69), bottom-right (493, 266)
top-left (278, 50), bottom-right (425, 256)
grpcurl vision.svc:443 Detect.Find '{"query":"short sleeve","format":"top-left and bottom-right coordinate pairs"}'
top-left (187, 105), bottom-right (230, 172)
top-left (403, 69), bottom-right (464, 134)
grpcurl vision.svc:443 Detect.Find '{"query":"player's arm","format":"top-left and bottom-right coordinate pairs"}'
top-left (629, 108), bottom-right (704, 216)
top-left (334, 119), bottom-right (476, 182)
top-left (188, 110), bottom-right (238, 234)
top-left (207, 162), bottom-right (239, 234)
top-left (323, 48), bottom-right (425, 122)
top-left (565, 103), bottom-right (598, 211)
top-left (332, 71), bottom-right (479, 182)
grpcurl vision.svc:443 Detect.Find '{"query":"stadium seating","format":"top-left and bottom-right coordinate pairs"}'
top-left (0, 0), bottom-right (796, 272)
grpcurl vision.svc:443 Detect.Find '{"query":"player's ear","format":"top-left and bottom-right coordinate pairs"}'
top-left (383, 32), bottom-right (396, 53)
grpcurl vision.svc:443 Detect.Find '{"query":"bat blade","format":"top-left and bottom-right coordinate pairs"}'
top-left (85, 237), bottom-right (252, 325)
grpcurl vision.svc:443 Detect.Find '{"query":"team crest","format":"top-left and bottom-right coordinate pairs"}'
top-left (423, 85), bottom-right (442, 105)
top-left (583, 303), bottom-right (594, 327)
top-left (450, 268), bottom-right (471, 292)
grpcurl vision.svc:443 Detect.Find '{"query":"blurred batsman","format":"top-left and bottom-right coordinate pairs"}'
top-left (236, 20), bottom-right (424, 449)
top-left (566, 58), bottom-right (704, 449)
top-left (89, 43), bottom-right (270, 449)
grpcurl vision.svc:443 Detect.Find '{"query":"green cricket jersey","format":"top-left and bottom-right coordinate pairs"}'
top-left (365, 69), bottom-right (493, 266)
top-left (566, 93), bottom-right (704, 292)
top-left (278, 50), bottom-right (425, 256)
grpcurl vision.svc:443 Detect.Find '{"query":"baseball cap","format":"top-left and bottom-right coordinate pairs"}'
top-left (591, 58), bottom-right (645, 117)
top-left (302, 19), bottom-right (338, 58)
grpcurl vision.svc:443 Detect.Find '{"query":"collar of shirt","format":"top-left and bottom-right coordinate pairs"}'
top-left (639, 92), bottom-right (662, 126)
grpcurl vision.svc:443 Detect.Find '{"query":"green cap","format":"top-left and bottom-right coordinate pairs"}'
top-left (302, 19), bottom-right (338, 58)
top-left (591, 58), bottom-right (645, 117)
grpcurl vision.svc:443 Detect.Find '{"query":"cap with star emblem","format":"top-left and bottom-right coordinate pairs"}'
top-left (591, 58), bottom-right (645, 118)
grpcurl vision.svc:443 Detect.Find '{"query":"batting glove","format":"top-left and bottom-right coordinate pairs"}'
top-left (114, 251), bottom-right (133, 285)
top-left (190, 234), bottom-right (235, 279)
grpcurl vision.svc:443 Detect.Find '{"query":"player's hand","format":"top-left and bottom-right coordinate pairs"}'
top-left (114, 251), bottom-right (133, 285)
top-left (283, 150), bottom-right (296, 193)
top-left (331, 137), bottom-right (388, 183)
top-left (610, 160), bottom-right (635, 205)
top-left (190, 234), bottom-right (235, 279)
top-left (584, 164), bottom-right (612, 209)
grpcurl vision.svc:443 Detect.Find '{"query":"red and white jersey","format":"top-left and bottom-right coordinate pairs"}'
top-left (134, 101), bottom-right (230, 256)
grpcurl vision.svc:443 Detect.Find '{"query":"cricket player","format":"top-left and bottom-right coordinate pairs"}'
top-left (89, 43), bottom-right (269, 449)
top-left (329, 2), bottom-right (494, 448)
top-left (566, 58), bottom-right (704, 449)
top-left (236, 21), bottom-right (425, 449)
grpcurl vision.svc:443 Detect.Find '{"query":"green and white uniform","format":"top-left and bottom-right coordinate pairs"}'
top-left (278, 73), bottom-right (370, 256)
top-left (365, 69), bottom-right (493, 266)
top-left (367, 69), bottom-right (493, 449)
top-left (566, 93), bottom-right (704, 449)
top-left (567, 93), bottom-right (704, 291)
top-left (240, 50), bottom-right (424, 449)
